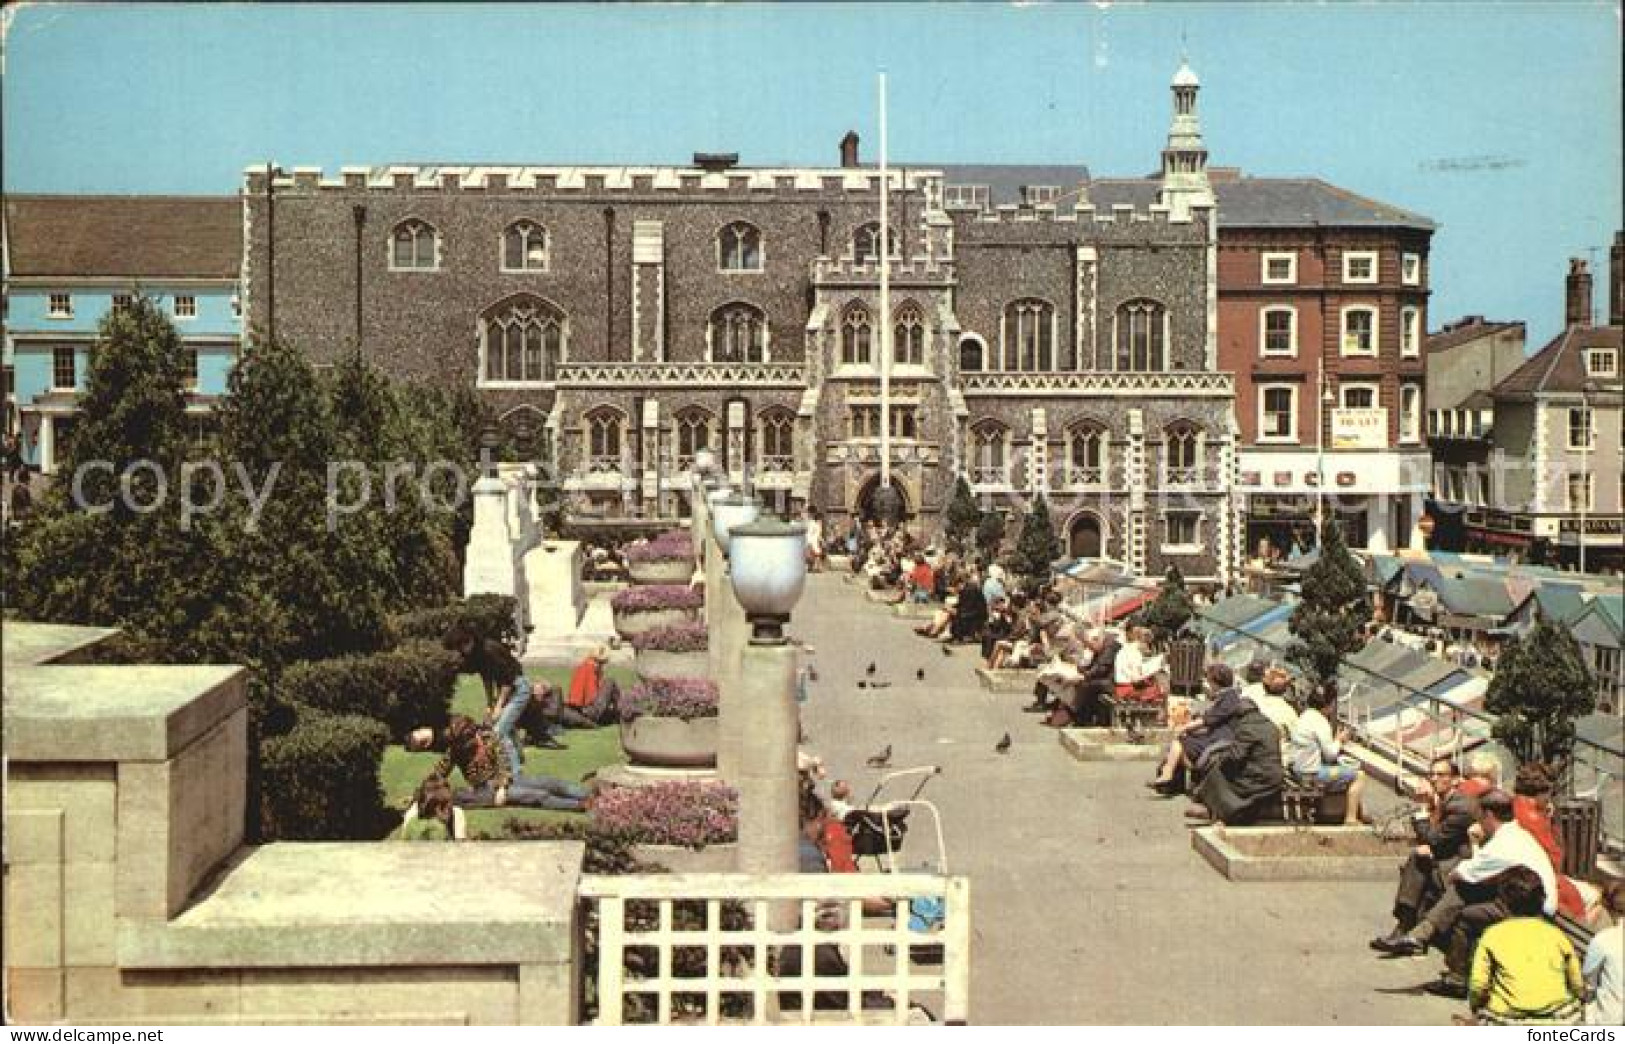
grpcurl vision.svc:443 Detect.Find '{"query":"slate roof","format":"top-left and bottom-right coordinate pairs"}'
top-left (1086, 176), bottom-right (1435, 230)
top-left (3, 195), bottom-right (242, 279)
top-left (1494, 324), bottom-right (1625, 399)
top-left (933, 164), bottom-right (1092, 207)
top-left (1430, 575), bottom-right (1515, 619)
top-left (1425, 317), bottom-right (1524, 356)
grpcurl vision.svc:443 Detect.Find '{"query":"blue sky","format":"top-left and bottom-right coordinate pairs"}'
top-left (3, 2), bottom-right (1619, 347)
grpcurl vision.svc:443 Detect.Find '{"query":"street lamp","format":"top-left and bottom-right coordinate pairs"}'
top-left (478, 424), bottom-right (502, 480)
top-left (694, 445), bottom-right (718, 480)
top-left (712, 494), bottom-right (762, 555)
top-left (728, 517), bottom-right (808, 643)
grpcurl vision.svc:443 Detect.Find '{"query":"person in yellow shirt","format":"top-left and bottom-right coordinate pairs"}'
top-left (1468, 866), bottom-right (1584, 1025)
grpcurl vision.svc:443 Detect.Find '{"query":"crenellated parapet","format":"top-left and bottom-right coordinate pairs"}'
top-left (811, 256), bottom-right (956, 284)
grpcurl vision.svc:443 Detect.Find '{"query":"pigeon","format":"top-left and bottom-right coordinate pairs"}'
top-left (869, 681), bottom-right (892, 690)
top-left (915, 668), bottom-right (925, 681)
top-left (857, 680), bottom-right (867, 690)
top-left (995, 732), bottom-right (1012, 754)
top-left (866, 662), bottom-right (877, 677)
top-left (866, 744), bottom-right (892, 768)
top-left (940, 645), bottom-right (953, 657)
top-left (807, 666), bottom-right (819, 682)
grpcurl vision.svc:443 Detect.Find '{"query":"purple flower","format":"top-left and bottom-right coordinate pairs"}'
top-left (590, 781), bottom-right (739, 848)
top-left (624, 539), bottom-right (693, 565)
top-left (631, 621), bottom-right (710, 653)
top-left (625, 677), bottom-right (719, 720)
top-left (611, 585), bottom-right (704, 613)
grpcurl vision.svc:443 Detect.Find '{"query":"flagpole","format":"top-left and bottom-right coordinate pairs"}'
top-left (878, 71), bottom-right (893, 511)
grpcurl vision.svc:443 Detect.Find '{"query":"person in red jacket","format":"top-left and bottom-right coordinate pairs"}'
top-left (1511, 762), bottom-right (1585, 919)
top-left (563, 645), bottom-right (624, 726)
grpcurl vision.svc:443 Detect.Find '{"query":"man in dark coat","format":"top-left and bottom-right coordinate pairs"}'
top-left (1370, 756), bottom-right (1478, 946)
top-left (949, 571), bottom-right (989, 643)
top-left (1191, 703), bottom-right (1284, 824)
top-left (1053, 629), bottom-right (1118, 727)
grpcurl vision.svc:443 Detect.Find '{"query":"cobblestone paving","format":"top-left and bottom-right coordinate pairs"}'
top-left (794, 572), bottom-right (1461, 1026)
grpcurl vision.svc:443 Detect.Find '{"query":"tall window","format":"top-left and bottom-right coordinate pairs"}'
top-left (182, 347), bottom-right (200, 390)
top-left (958, 335), bottom-right (984, 373)
top-left (52, 346), bottom-right (77, 390)
top-left (585, 409), bottom-right (624, 473)
top-left (1004, 299), bottom-right (1054, 371)
top-left (758, 409), bottom-right (795, 472)
top-left (1163, 422), bottom-right (1201, 483)
top-left (502, 220), bottom-right (549, 271)
top-left (852, 223), bottom-right (897, 264)
top-left (1261, 307), bottom-right (1296, 356)
top-left (971, 421), bottom-right (1009, 485)
top-left (710, 302), bottom-right (767, 363)
top-left (718, 222), bottom-right (763, 271)
top-left (890, 405), bottom-right (918, 439)
top-left (841, 303), bottom-right (873, 366)
top-left (1569, 406), bottom-right (1594, 449)
top-left (1341, 307), bottom-right (1377, 355)
top-left (1115, 299), bottom-right (1167, 372)
top-left (481, 296), bottom-right (565, 384)
top-left (894, 302), bottom-right (925, 366)
top-left (673, 408), bottom-right (715, 471)
top-left (849, 406), bottom-right (879, 439)
top-left (390, 219), bottom-right (440, 270)
top-left (1402, 253), bottom-right (1422, 286)
top-left (1066, 423), bottom-right (1107, 486)
top-left (1401, 307), bottom-right (1420, 357)
top-left (1400, 385), bottom-right (1421, 443)
top-left (1568, 472), bottom-right (1594, 512)
top-left (1164, 512), bottom-right (1201, 549)
top-left (1259, 386), bottom-right (1297, 442)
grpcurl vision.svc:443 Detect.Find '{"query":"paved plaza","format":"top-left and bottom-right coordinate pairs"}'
top-left (793, 572), bottom-right (1461, 1025)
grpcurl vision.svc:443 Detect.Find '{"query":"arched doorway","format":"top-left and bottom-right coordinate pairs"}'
top-left (853, 473), bottom-right (911, 524)
top-left (1067, 511), bottom-right (1104, 560)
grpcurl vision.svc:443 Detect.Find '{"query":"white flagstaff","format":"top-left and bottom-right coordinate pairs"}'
top-left (878, 71), bottom-right (892, 508)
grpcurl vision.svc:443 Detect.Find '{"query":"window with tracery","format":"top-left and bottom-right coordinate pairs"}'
top-left (841, 303), bottom-right (873, 366)
top-left (719, 222), bottom-right (763, 271)
top-left (1004, 299), bottom-right (1054, 371)
top-left (390, 219), bottom-right (440, 270)
top-left (1115, 299), bottom-right (1167, 372)
top-left (502, 220), bottom-right (549, 270)
top-left (894, 302), bottom-right (925, 366)
top-left (710, 303), bottom-right (767, 362)
top-left (481, 298), bottom-right (565, 383)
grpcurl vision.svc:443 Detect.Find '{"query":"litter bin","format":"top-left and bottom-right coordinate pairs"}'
top-left (1167, 638), bottom-right (1206, 697)
top-left (1553, 796), bottom-right (1601, 879)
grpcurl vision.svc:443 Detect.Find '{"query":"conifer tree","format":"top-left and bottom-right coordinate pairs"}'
top-left (944, 476), bottom-right (981, 553)
top-left (1286, 521), bottom-right (1369, 688)
top-left (1485, 618), bottom-right (1596, 785)
top-left (1138, 566), bottom-right (1197, 640)
top-left (1011, 494), bottom-right (1062, 590)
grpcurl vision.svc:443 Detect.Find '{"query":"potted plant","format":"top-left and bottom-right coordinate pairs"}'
top-left (632, 621), bottom-right (710, 681)
top-left (611, 584), bottom-right (703, 639)
top-left (590, 780), bottom-right (739, 873)
top-left (619, 677), bottom-right (719, 768)
top-left (625, 532), bottom-right (696, 586)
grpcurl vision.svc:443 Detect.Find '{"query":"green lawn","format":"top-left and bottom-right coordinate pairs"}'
top-left (381, 666), bottom-right (638, 836)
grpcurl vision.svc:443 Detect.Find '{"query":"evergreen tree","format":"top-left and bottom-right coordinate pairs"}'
top-left (975, 509), bottom-right (1006, 561)
top-left (1485, 618), bottom-right (1596, 785)
top-left (1010, 495), bottom-right (1062, 590)
top-left (943, 476), bottom-right (981, 553)
top-left (1137, 566), bottom-right (1197, 641)
top-left (1286, 521), bottom-right (1369, 688)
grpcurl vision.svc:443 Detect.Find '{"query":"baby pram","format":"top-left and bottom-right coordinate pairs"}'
top-left (843, 765), bottom-right (946, 874)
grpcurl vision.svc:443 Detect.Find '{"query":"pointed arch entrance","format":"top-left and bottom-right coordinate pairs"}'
top-left (853, 472), bottom-right (911, 524)
top-left (1066, 511), bottom-right (1105, 560)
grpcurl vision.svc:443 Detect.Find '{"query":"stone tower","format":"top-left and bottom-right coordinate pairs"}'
top-left (1159, 61), bottom-right (1215, 222)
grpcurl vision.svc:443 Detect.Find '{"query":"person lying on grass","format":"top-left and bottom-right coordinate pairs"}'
top-left (406, 714), bottom-right (590, 811)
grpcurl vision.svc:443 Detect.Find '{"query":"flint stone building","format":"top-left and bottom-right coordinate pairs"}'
top-left (242, 66), bottom-right (1240, 582)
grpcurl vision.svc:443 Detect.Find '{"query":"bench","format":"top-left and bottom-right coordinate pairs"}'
top-left (1279, 778), bottom-right (1324, 824)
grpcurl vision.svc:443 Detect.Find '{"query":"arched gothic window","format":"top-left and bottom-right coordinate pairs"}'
top-left (841, 303), bottom-right (873, 366)
top-left (852, 223), bottom-right (899, 264)
top-left (585, 408), bottom-right (624, 473)
top-left (959, 335), bottom-right (984, 373)
top-left (673, 407), bottom-right (715, 472)
top-left (718, 222), bottom-right (763, 271)
top-left (502, 220), bottom-right (549, 271)
top-left (1163, 422), bottom-right (1202, 484)
top-left (1115, 299), bottom-right (1167, 372)
top-left (1004, 298), bottom-right (1054, 371)
top-left (390, 219), bottom-right (439, 270)
top-left (971, 420), bottom-right (1010, 485)
top-left (710, 302), bottom-right (767, 363)
top-left (1066, 422), bottom-right (1108, 487)
top-left (480, 296), bottom-right (566, 384)
top-left (757, 408), bottom-right (795, 473)
top-left (894, 302), bottom-right (925, 366)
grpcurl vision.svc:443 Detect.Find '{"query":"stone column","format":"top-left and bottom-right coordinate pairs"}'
top-left (464, 475), bottom-right (515, 599)
top-left (735, 639), bottom-right (800, 903)
top-left (708, 545), bottom-right (748, 786)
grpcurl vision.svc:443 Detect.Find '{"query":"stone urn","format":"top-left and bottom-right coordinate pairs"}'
top-left (612, 606), bottom-right (697, 640)
top-left (635, 649), bottom-right (709, 681)
top-left (628, 558), bottom-right (693, 586)
top-left (620, 714), bottom-right (718, 769)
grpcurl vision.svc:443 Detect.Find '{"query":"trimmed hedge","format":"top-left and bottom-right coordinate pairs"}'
top-left (278, 641), bottom-right (458, 739)
top-left (388, 593), bottom-right (519, 649)
top-left (259, 712), bottom-right (392, 841)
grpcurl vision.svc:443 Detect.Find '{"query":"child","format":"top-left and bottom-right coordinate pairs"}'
top-left (400, 775), bottom-right (466, 841)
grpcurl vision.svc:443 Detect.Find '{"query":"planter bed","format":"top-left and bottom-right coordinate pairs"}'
top-left (975, 668), bottom-right (1039, 695)
top-left (620, 715), bottom-right (718, 769)
top-left (612, 606), bottom-right (698, 639)
top-left (636, 649), bottom-right (709, 681)
top-left (1058, 726), bottom-right (1170, 762)
top-left (1192, 825), bottom-right (1408, 882)
top-left (628, 559), bottom-right (694, 586)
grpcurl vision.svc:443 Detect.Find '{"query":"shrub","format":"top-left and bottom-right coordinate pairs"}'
top-left (389, 593), bottom-right (519, 649)
top-left (625, 538), bottom-right (693, 564)
top-left (492, 817), bottom-right (668, 874)
top-left (589, 781), bottom-right (738, 849)
top-left (259, 712), bottom-right (392, 841)
top-left (631, 621), bottom-right (709, 654)
top-left (625, 678), bottom-right (719, 720)
top-left (611, 585), bottom-right (703, 613)
top-left (278, 641), bottom-right (458, 739)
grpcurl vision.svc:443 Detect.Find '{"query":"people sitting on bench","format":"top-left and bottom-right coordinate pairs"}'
top-left (1043, 628), bottom-right (1118, 728)
top-left (1188, 681), bottom-right (1284, 825)
top-left (1371, 757), bottom-right (1478, 949)
top-left (1467, 867), bottom-right (1585, 1025)
top-left (1285, 682), bottom-right (1367, 825)
top-left (1147, 663), bottom-right (1247, 793)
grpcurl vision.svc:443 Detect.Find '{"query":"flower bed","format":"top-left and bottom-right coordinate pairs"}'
top-left (625, 678), bottom-right (718, 720)
top-left (632, 622), bottom-right (709, 654)
top-left (590, 780), bottom-right (738, 849)
top-left (625, 533), bottom-right (696, 585)
top-left (611, 585), bottom-right (704, 613)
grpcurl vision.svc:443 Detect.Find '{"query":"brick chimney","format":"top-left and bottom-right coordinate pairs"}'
top-left (840, 131), bottom-right (860, 169)
top-left (1566, 258), bottom-right (1593, 329)
top-left (1610, 229), bottom-right (1623, 326)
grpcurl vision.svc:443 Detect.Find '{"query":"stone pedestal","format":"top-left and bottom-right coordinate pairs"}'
top-left (708, 549), bottom-right (749, 786)
top-left (522, 541), bottom-right (585, 642)
top-left (464, 476), bottom-right (516, 599)
top-left (734, 641), bottom-right (799, 891)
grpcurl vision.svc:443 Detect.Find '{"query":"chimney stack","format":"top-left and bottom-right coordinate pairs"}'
top-left (1566, 258), bottom-right (1593, 329)
top-left (840, 131), bottom-right (860, 169)
top-left (1610, 230), bottom-right (1623, 327)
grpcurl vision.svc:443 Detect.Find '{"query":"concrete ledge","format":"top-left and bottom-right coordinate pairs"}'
top-left (1059, 727), bottom-right (1169, 762)
top-left (119, 842), bottom-right (585, 968)
top-left (975, 668), bottom-right (1038, 694)
top-left (2, 622), bottom-right (122, 667)
top-left (1191, 826), bottom-right (1404, 882)
top-left (5, 665), bottom-right (248, 762)
top-left (596, 763), bottom-right (720, 789)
